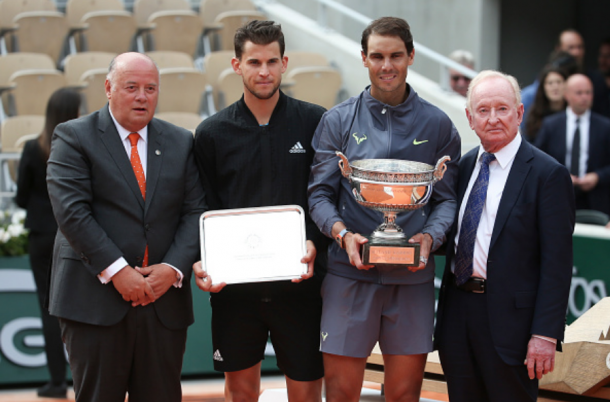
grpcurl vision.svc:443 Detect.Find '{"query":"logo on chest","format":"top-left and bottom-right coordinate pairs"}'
top-left (289, 141), bottom-right (306, 154)
top-left (353, 132), bottom-right (367, 145)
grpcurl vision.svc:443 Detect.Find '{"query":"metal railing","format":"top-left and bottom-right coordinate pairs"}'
top-left (313, 0), bottom-right (477, 90)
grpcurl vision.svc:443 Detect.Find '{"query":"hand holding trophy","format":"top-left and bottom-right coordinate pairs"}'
top-left (336, 151), bottom-right (450, 267)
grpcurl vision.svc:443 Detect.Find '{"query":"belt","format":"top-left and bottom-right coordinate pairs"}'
top-left (456, 277), bottom-right (486, 294)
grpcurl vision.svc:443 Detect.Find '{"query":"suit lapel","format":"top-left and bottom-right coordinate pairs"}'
top-left (144, 119), bottom-right (164, 215)
top-left (489, 141), bottom-right (533, 251)
top-left (98, 107), bottom-right (145, 209)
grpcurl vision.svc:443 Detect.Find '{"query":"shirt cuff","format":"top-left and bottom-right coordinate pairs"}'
top-left (532, 334), bottom-right (557, 344)
top-left (98, 257), bottom-right (128, 284)
top-left (163, 263), bottom-right (183, 288)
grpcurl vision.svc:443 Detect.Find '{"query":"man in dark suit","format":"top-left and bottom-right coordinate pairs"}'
top-left (535, 73), bottom-right (610, 216)
top-left (435, 70), bottom-right (574, 402)
top-left (46, 52), bottom-right (206, 402)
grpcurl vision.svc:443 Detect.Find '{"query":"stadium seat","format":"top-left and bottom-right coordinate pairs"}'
top-left (147, 10), bottom-right (203, 57)
top-left (147, 51), bottom-right (195, 68)
top-left (0, 0), bottom-right (57, 54)
top-left (0, 115), bottom-right (44, 151)
top-left (157, 67), bottom-right (212, 117)
top-left (0, 53), bottom-right (56, 120)
top-left (65, 0), bottom-right (125, 27)
top-left (79, 67), bottom-right (108, 113)
top-left (11, 11), bottom-right (70, 66)
top-left (198, 0), bottom-right (256, 54)
top-left (7, 69), bottom-right (67, 116)
top-left (0, 114), bottom-right (44, 189)
top-left (133, 0), bottom-right (191, 26)
top-left (216, 67), bottom-right (241, 109)
top-left (76, 11), bottom-right (138, 54)
top-left (285, 66), bottom-right (342, 110)
top-left (202, 50), bottom-right (233, 110)
top-left (575, 209), bottom-right (610, 226)
top-left (284, 51), bottom-right (329, 76)
top-left (63, 51), bottom-right (116, 86)
top-left (155, 111), bottom-right (201, 133)
top-left (211, 10), bottom-right (265, 52)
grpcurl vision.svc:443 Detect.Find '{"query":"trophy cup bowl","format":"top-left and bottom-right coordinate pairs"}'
top-left (336, 151), bottom-right (451, 266)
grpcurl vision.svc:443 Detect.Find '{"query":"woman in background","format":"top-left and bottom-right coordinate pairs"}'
top-left (15, 88), bottom-right (81, 399)
top-left (524, 65), bottom-right (568, 142)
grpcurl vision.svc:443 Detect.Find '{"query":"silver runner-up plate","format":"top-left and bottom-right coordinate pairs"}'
top-left (199, 205), bottom-right (308, 285)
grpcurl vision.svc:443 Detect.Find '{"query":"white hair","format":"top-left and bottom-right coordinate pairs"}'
top-left (448, 49), bottom-right (475, 68)
top-left (466, 70), bottom-right (521, 113)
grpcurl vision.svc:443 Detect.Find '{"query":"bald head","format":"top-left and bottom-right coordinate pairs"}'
top-left (104, 52), bottom-right (160, 132)
top-left (107, 52), bottom-right (159, 88)
top-left (565, 74), bottom-right (593, 115)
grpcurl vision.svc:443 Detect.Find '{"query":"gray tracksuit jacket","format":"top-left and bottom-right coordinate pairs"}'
top-left (308, 85), bottom-right (461, 285)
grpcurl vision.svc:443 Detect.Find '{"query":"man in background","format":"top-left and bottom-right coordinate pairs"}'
top-left (535, 73), bottom-right (610, 216)
top-left (448, 49), bottom-right (475, 97)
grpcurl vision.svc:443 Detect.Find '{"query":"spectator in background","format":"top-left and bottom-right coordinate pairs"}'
top-left (521, 51), bottom-right (579, 130)
top-left (522, 30), bottom-right (610, 121)
top-left (598, 38), bottom-right (610, 91)
top-left (556, 29), bottom-right (609, 117)
top-left (524, 66), bottom-right (567, 142)
top-left (15, 88), bottom-right (81, 398)
top-left (448, 49), bottom-right (475, 97)
top-left (535, 74), bottom-right (610, 216)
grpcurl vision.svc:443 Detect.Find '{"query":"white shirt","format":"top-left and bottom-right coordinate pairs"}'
top-left (453, 134), bottom-right (521, 279)
top-left (97, 110), bottom-right (182, 287)
top-left (565, 107), bottom-right (590, 177)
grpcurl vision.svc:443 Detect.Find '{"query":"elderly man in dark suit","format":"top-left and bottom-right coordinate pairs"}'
top-left (435, 70), bottom-right (574, 402)
top-left (535, 73), bottom-right (610, 216)
top-left (46, 52), bottom-right (206, 402)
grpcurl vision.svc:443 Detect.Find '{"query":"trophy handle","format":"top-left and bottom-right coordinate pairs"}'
top-left (433, 156), bottom-right (451, 182)
top-left (336, 151), bottom-right (352, 178)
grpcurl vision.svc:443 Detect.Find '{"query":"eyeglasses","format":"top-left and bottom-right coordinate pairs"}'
top-left (451, 75), bottom-right (471, 82)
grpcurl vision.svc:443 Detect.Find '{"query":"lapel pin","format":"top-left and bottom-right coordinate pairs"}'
top-left (155, 150), bottom-right (161, 155)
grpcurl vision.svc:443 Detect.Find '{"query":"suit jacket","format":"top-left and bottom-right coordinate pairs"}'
top-left (15, 139), bottom-right (58, 234)
top-left (435, 139), bottom-right (575, 366)
top-left (534, 110), bottom-right (610, 215)
top-left (47, 106), bottom-right (206, 329)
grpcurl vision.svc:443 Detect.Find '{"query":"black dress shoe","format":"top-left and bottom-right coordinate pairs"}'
top-left (37, 382), bottom-right (67, 398)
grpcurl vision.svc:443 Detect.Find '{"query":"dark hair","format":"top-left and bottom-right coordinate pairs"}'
top-left (548, 50), bottom-right (579, 76)
top-left (361, 17), bottom-right (414, 56)
top-left (525, 65), bottom-right (567, 141)
top-left (234, 20), bottom-right (285, 60)
top-left (39, 88), bottom-right (81, 160)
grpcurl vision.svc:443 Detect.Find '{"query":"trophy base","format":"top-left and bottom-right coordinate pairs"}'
top-left (361, 237), bottom-right (420, 267)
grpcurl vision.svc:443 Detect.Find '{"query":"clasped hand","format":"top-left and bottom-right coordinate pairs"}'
top-left (112, 264), bottom-right (176, 307)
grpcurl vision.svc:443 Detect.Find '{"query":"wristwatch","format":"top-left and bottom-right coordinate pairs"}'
top-left (335, 228), bottom-right (353, 249)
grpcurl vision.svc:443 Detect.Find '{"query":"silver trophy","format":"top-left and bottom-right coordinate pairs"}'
top-left (337, 151), bottom-right (450, 266)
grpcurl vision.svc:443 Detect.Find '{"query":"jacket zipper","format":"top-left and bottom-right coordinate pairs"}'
top-left (383, 106), bottom-right (392, 158)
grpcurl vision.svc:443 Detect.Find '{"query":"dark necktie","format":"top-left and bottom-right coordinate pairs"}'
top-left (129, 133), bottom-right (148, 267)
top-left (570, 118), bottom-right (580, 177)
top-left (454, 152), bottom-right (496, 286)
